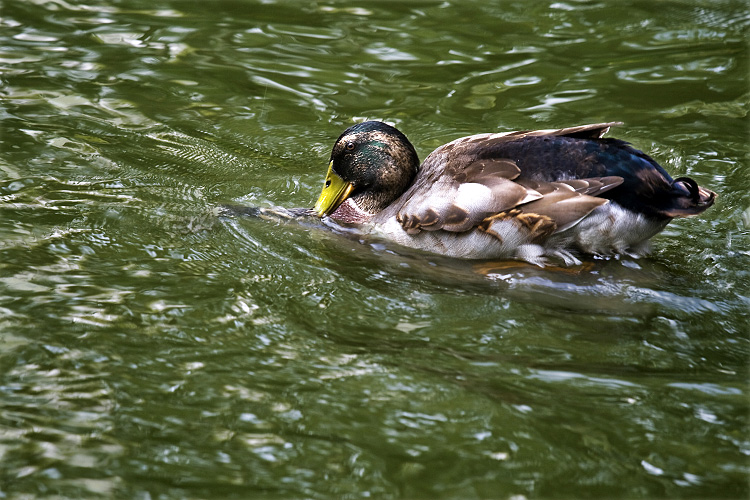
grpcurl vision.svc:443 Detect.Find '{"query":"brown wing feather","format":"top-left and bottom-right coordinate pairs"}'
top-left (496, 122), bottom-right (622, 140)
top-left (514, 177), bottom-right (623, 232)
top-left (518, 191), bottom-right (609, 233)
top-left (517, 176), bottom-right (623, 197)
top-left (395, 157), bottom-right (542, 233)
top-left (392, 123), bottom-right (624, 236)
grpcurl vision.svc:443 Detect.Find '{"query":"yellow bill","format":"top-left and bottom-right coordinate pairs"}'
top-left (313, 161), bottom-right (354, 217)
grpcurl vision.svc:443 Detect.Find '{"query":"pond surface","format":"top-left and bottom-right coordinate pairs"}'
top-left (1, 0), bottom-right (748, 498)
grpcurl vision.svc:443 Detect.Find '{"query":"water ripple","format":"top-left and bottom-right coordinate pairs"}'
top-left (0, 0), bottom-right (747, 498)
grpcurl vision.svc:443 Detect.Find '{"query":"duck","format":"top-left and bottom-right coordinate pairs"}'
top-left (312, 121), bottom-right (716, 266)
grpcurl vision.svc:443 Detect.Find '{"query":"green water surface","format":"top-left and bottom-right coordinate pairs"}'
top-left (1, 0), bottom-right (748, 498)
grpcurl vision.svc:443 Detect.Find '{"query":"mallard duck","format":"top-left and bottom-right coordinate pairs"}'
top-left (312, 121), bottom-right (715, 265)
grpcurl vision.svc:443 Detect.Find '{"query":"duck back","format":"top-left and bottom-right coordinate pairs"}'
top-left (475, 135), bottom-right (714, 219)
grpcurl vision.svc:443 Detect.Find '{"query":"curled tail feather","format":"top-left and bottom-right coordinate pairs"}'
top-left (661, 177), bottom-right (716, 218)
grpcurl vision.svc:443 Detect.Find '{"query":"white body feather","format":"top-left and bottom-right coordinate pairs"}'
top-left (362, 200), bottom-right (667, 265)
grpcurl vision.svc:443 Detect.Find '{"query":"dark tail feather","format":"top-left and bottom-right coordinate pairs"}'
top-left (661, 177), bottom-right (716, 217)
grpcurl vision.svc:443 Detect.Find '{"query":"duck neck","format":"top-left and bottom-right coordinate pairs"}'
top-left (355, 156), bottom-right (419, 214)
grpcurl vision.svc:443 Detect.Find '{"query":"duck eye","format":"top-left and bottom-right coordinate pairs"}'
top-left (345, 142), bottom-right (355, 151)
top-left (325, 180), bottom-right (331, 187)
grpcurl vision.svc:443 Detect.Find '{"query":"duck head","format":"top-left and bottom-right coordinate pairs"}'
top-left (314, 121), bottom-right (420, 217)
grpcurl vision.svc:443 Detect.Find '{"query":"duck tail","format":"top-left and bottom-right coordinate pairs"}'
top-left (662, 177), bottom-right (717, 217)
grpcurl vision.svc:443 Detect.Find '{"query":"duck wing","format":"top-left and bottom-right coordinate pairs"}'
top-left (391, 123), bottom-right (625, 236)
top-left (456, 122), bottom-right (714, 218)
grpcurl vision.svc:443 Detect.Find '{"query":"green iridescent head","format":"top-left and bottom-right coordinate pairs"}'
top-left (314, 121), bottom-right (420, 216)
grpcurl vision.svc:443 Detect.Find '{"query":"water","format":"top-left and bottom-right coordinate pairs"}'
top-left (1, 0), bottom-right (748, 498)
